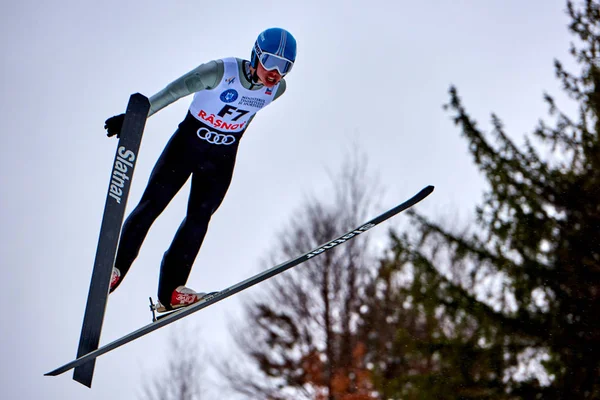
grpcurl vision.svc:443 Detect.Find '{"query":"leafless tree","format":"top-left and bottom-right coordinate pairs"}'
top-left (218, 149), bottom-right (383, 400)
top-left (140, 327), bottom-right (206, 400)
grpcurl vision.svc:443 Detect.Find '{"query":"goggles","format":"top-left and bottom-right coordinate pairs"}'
top-left (254, 44), bottom-right (294, 75)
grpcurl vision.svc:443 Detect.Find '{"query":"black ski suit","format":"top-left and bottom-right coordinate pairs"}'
top-left (110, 57), bottom-right (286, 306)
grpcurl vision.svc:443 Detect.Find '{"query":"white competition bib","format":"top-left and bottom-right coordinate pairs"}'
top-left (188, 58), bottom-right (279, 133)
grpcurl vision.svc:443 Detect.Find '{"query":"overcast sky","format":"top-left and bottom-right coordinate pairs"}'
top-left (0, 0), bottom-right (576, 399)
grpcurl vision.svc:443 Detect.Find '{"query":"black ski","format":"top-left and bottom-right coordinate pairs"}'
top-left (46, 185), bottom-right (434, 379)
top-left (72, 93), bottom-right (150, 387)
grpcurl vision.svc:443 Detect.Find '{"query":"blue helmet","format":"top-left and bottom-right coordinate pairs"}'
top-left (251, 28), bottom-right (297, 76)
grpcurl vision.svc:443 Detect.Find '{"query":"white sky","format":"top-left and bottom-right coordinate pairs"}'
top-left (0, 0), bottom-right (575, 398)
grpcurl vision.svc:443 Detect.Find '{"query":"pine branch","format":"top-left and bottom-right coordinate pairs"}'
top-left (423, 253), bottom-right (550, 341)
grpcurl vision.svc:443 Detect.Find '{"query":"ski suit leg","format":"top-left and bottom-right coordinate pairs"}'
top-left (157, 153), bottom-right (236, 305)
top-left (112, 130), bottom-right (192, 291)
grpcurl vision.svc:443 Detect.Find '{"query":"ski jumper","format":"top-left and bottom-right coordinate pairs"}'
top-left (112, 57), bottom-right (286, 306)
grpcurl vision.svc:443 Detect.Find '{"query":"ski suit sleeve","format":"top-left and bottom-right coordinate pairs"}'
top-left (273, 79), bottom-right (286, 100)
top-left (147, 60), bottom-right (224, 117)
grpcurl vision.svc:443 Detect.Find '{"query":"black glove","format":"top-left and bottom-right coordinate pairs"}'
top-left (104, 113), bottom-right (125, 138)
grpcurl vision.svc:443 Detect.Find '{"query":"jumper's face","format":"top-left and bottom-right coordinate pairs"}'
top-left (256, 62), bottom-right (283, 87)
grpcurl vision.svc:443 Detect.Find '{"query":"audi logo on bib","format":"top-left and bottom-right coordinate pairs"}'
top-left (196, 128), bottom-right (236, 145)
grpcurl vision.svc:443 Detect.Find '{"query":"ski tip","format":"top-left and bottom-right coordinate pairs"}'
top-left (130, 92), bottom-right (150, 104)
top-left (419, 185), bottom-right (434, 196)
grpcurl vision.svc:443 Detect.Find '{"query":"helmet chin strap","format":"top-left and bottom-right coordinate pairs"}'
top-left (244, 60), bottom-right (262, 89)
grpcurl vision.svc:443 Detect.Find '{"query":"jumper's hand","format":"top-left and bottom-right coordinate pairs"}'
top-left (104, 113), bottom-right (125, 138)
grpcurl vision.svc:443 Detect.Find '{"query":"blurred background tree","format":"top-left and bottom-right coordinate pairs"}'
top-left (220, 150), bottom-right (383, 400)
top-left (366, 1), bottom-right (600, 398)
top-left (151, 1), bottom-right (600, 398)
top-left (141, 328), bottom-right (207, 400)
